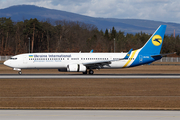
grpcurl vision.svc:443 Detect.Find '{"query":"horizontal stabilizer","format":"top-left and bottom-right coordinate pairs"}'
top-left (151, 52), bottom-right (176, 58)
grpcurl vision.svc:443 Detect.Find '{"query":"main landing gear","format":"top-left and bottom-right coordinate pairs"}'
top-left (82, 69), bottom-right (94, 75)
top-left (89, 69), bottom-right (94, 75)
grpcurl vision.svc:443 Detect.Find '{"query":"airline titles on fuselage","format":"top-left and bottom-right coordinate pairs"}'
top-left (30, 54), bottom-right (72, 58)
top-left (29, 54), bottom-right (72, 62)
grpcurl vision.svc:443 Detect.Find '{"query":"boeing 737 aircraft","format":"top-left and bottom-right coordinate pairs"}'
top-left (4, 25), bottom-right (167, 75)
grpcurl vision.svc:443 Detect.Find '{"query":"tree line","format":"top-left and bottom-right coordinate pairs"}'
top-left (0, 17), bottom-right (179, 56)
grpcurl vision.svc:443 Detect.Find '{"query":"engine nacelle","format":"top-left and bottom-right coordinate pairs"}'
top-left (67, 64), bottom-right (86, 72)
top-left (79, 64), bottom-right (86, 72)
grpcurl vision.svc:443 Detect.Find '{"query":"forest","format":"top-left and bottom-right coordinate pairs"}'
top-left (0, 17), bottom-right (179, 56)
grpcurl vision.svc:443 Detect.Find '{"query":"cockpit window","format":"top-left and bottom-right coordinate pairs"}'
top-left (10, 58), bottom-right (17, 60)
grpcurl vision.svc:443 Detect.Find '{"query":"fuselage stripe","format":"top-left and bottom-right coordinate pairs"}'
top-left (123, 50), bottom-right (138, 68)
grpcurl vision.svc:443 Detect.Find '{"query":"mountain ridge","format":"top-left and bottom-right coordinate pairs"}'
top-left (0, 5), bottom-right (180, 35)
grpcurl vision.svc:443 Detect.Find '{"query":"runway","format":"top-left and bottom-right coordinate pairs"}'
top-left (0, 74), bottom-right (180, 79)
top-left (0, 110), bottom-right (180, 120)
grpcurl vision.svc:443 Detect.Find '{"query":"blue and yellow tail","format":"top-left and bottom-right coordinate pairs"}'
top-left (139, 25), bottom-right (166, 55)
top-left (123, 25), bottom-right (167, 68)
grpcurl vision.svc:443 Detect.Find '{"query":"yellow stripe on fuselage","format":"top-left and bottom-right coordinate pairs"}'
top-left (123, 50), bottom-right (138, 68)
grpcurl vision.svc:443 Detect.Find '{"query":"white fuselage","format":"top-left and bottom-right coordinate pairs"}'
top-left (4, 52), bottom-right (137, 70)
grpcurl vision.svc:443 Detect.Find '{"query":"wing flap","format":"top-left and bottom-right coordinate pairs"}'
top-left (83, 61), bottom-right (111, 69)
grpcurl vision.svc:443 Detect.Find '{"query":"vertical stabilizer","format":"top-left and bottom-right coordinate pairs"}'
top-left (139, 25), bottom-right (166, 55)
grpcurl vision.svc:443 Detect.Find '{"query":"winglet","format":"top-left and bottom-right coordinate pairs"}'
top-left (124, 48), bottom-right (133, 59)
top-left (90, 49), bottom-right (93, 53)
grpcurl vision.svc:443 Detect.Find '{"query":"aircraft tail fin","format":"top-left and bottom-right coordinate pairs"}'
top-left (139, 25), bottom-right (166, 55)
top-left (123, 25), bottom-right (167, 68)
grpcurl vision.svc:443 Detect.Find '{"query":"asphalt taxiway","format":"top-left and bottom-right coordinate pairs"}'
top-left (0, 74), bottom-right (180, 79)
top-left (0, 110), bottom-right (180, 120)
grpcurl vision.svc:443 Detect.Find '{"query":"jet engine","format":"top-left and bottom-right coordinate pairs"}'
top-left (67, 64), bottom-right (86, 72)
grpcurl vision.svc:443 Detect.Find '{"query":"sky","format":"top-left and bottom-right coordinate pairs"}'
top-left (0, 0), bottom-right (180, 23)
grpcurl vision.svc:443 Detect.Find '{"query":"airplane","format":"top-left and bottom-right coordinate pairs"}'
top-left (4, 25), bottom-right (167, 75)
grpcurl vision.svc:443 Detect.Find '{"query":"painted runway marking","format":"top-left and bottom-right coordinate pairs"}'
top-left (1, 74), bottom-right (180, 79)
top-left (0, 110), bottom-right (180, 120)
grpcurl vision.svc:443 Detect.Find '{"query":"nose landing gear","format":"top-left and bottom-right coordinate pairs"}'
top-left (18, 71), bottom-right (22, 75)
top-left (13, 68), bottom-right (22, 75)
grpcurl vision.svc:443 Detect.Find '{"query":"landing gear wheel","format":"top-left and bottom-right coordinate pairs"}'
top-left (83, 70), bottom-right (87, 74)
top-left (89, 70), bottom-right (94, 75)
top-left (18, 71), bottom-right (22, 75)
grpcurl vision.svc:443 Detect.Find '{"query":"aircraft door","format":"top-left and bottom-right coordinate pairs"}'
top-left (23, 55), bottom-right (27, 64)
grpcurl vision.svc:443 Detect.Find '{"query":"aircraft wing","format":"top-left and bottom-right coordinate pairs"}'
top-left (83, 60), bottom-right (112, 69)
top-left (83, 48), bottom-right (133, 69)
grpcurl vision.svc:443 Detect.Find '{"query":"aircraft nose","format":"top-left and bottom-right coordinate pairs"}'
top-left (4, 60), bottom-right (10, 67)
